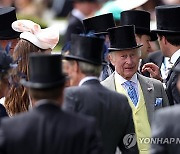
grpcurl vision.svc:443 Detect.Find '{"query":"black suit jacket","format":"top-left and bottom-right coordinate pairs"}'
top-left (166, 57), bottom-right (180, 105)
top-left (0, 101), bottom-right (103, 154)
top-left (151, 105), bottom-right (180, 154)
top-left (63, 79), bottom-right (138, 154)
top-left (147, 51), bottom-right (164, 68)
top-left (64, 14), bottom-right (84, 43)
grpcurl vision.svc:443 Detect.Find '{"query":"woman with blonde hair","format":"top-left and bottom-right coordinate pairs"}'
top-left (5, 20), bottom-right (60, 116)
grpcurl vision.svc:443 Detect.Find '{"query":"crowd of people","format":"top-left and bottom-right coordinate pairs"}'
top-left (0, 0), bottom-right (180, 154)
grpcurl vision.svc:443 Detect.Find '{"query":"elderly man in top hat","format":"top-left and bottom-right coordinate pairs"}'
top-left (120, 10), bottom-right (157, 77)
top-left (62, 34), bottom-right (138, 154)
top-left (64, 0), bottom-right (103, 43)
top-left (101, 25), bottom-right (169, 153)
top-left (142, 5), bottom-right (180, 105)
top-left (83, 13), bottom-right (116, 81)
top-left (151, 64), bottom-right (180, 154)
top-left (0, 53), bottom-right (103, 154)
top-left (0, 7), bottom-right (19, 54)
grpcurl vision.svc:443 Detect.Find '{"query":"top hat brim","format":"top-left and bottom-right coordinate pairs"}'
top-left (135, 28), bottom-right (157, 41)
top-left (108, 44), bottom-right (142, 52)
top-left (149, 31), bottom-right (158, 41)
top-left (20, 76), bottom-right (66, 89)
top-left (94, 31), bottom-right (108, 36)
top-left (63, 54), bottom-right (102, 65)
top-left (151, 29), bottom-right (180, 34)
top-left (0, 30), bottom-right (20, 40)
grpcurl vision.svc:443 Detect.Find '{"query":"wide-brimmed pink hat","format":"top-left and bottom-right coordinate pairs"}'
top-left (12, 20), bottom-right (60, 49)
top-left (115, 0), bottom-right (148, 11)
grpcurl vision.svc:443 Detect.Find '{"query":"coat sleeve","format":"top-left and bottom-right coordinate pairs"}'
top-left (62, 88), bottom-right (77, 112)
top-left (170, 72), bottom-right (180, 105)
top-left (118, 96), bottom-right (139, 154)
top-left (87, 120), bottom-right (104, 154)
top-left (160, 82), bottom-right (169, 107)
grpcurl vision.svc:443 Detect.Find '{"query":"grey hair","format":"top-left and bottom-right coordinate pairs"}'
top-left (78, 61), bottom-right (102, 77)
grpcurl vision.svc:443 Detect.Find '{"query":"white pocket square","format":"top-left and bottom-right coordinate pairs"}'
top-left (155, 98), bottom-right (163, 107)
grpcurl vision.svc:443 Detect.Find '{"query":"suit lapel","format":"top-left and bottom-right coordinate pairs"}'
top-left (102, 73), bottom-right (116, 91)
top-left (166, 57), bottom-right (180, 83)
top-left (138, 74), bottom-right (154, 125)
top-left (156, 53), bottom-right (164, 68)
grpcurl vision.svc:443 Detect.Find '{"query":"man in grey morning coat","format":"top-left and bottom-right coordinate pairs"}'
top-left (62, 34), bottom-right (139, 154)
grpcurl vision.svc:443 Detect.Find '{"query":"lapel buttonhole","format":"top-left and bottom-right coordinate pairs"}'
top-left (147, 87), bottom-right (152, 91)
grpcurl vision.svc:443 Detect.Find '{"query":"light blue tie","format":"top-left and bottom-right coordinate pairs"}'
top-left (124, 81), bottom-right (138, 106)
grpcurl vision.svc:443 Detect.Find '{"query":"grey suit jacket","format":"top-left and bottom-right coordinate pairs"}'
top-left (63, 79), bottom-right (139, 154)
top-left (101, 73), bottom-right (169, 125)
top-left (151, 105), bottom-right (180, 154)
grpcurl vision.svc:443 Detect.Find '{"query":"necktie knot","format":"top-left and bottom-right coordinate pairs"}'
top-left (124, 80), bottom-right (133, 87)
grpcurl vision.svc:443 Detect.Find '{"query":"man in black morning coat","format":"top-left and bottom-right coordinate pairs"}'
top-left (62, 34), bottom-right (138, 154)
top-left (142, 5), bottom-right (180, 105)
top-left (0, 54), bottom-right (103, 154)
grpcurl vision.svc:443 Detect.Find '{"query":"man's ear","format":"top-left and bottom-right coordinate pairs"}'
top-left (108, 53), bottom-right (116, 66)
top-left (162, 36), bottom-right (168, 45)
top-left (135, 34), bottom-right (141, 44)
top-left (73, 60), bottom-right (79, 72)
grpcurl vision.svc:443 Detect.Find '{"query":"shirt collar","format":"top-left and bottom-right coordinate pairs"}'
top-left (114, 71), bottom-right (138, 85)
top-left (72, 9), bottom-right (86, 21)
top-left (79, 76), bottom-right (99, 86)
top-left (170, 49), bottom-right (180, 65)
top-left (34, 99), bottom-right (59, 107)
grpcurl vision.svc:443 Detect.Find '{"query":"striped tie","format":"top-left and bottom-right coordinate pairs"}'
top-left (124, 81), bottom-right (138, 106)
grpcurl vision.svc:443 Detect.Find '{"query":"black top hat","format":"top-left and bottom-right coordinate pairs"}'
top-left (108, 25), bottom-right (142, 52)
top-left (0, 7), bottom-right (20, 40)
top-left (120, 10), bottom-right (157, 41)
top-left (63, 34), bottom-right (104, 65)
top-left (152, 5), bottom-right (180, 34)
top-left (83, 13), bottom-right (116, 35)
top-left (21, 54), bottom-right (66, 89)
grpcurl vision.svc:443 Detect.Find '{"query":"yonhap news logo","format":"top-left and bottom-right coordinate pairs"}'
top-left (123, 133), bottom-right (137, 149)
top-left (123, 133), bottom-right (180, 148)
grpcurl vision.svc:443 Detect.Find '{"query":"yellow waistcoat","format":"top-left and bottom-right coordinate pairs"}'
top-left (115, 78), bottom-right (151, 154)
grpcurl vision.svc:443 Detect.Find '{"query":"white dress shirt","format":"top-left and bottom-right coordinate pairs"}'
top-left (72, 9), bottom-right (86, 21)
top-left (79, 76), bottom-right (99, 86)
top-left (170, 49), bottom-right (180, 65)
top-left (114, 71), bottom-right (139, 100)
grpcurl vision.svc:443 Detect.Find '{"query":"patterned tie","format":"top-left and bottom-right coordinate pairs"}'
top-left (124, 81), bottom-right (138, 106)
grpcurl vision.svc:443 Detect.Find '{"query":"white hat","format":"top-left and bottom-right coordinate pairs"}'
top-left (115, 0), bottom-right (148, 11)
top-left (12, 20), bottom-right (60, 49)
